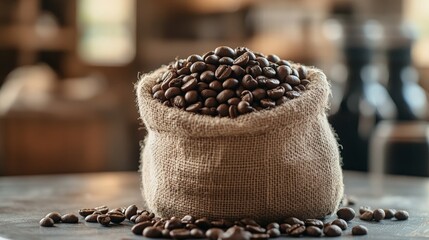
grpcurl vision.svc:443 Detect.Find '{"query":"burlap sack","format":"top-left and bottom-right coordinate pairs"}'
top-left (136, 65), bottom-right (343, 223)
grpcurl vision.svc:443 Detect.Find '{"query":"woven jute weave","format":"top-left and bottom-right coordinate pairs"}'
top-left (136, 65), bottom-right (343, 224)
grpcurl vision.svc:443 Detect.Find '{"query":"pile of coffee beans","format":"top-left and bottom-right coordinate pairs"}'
top-left (151, 46), bottom-right (310, 118)
top-left (40, 204), bottom-right (410, 239)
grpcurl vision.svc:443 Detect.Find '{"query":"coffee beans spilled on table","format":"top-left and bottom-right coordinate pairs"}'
top-left (39, 204), bottom-right (410, 238)
top-left (151, 46), bottom-right (310, 118)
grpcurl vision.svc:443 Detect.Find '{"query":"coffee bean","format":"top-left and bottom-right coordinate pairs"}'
top-left (285, 90), bottom-right (301, 99)
top-left (240, 218), bottom-right (259, 227)
top-left (143, 226), bottom-right (163, 238)
top-left (217, 89), bottom-right (235, 103)
top-left (177, 67), bottom-right (190, 75)
top-left (297, 66), bottom-right (308, 79)
top-left (206, 228), bottom-right (224, 240)
top-left (331, 219), bottom-right (347, 230)
top-left (301, 79), bottom-right (310, 86)
top-left (215, 65), bottom-right (232, 80)
top-left (186, 102), bottom-right (202, 113)
top-left (181, 77), bottom-right (198, 92)
top-left (394, 210), bottom-right (409, 220)
top-left (280, 82), bottom-right (293, 91)
top-left (190, 61), bottom-right (207, 73)
top-left (250, 233), bottom-right (269, 240)
top-left (266, 222), bottom-right (279, 230)
top-left (219, 57), bottom-right (234, 65)
top-left (359, 206), bottom-right (372, 214)
top-left (228, 97), bottom-right (241, 105)
top-left (204, 97), bottom-right (218, 108)
top-left (277, 60), bottom-right (291, 67)
top-left (135, 214), bottom-right (151, 224)
top-left (181, 215), bottom-right (195, 224)
top-left (373, 209), bottom-right (385, 221)
top-left (238, 101), bottom-right (254, 114)
top-left (40, 217), bottom-right (54, 227)
top-left (201, 107), bottom-right (217, 116)
top-left (337, 207), bottom-right (355, 221)
top-left (187, 54), bottom-right (203, 63)
top-left (45, 212), bottom-right (61, 223)
top-left (202, 50), bottom-right (214, 59)
top-left (200, 70), bottom-right (215, 83)
top-left (153, 90), bottom-right (166, 102)
top-left (170, 228), bottom-right (191, 239)
top-left (276, 96), bottom-right (289, 105)
top-left (245, 225), bottom-right (265, 233)
top-left (267, 228), bottom-right (280, 238)
top-left (276, 65), bottom-right (291, 81)
top-left (165, 87), bottom-right (182, 99)
top-left (242, 75), bottom-right (258, 90)
top-left (252, 88), bottom-right (266, 100)
top-left (220, 226), bottom-right (252, 240)
top-left (97, 214), bottom-right (110, 226)
top-left (205, 54), bottom-right (219, 65)
top-left (267, 86), bottom-right (285, 99)
top-left (384, 209), bottom-right (396, 219)
top-left (256, 57), bottom-right (269, 68)
top-left (107, 212), bottom-right (125, 224)
top-left (173, 95), bottom-right (186, 108)
top-left (267, 54), bottom-right (281, 63)
top-left (231, 65), bottom-right (246, 77)
top-left (61, 213), bottom-right (78, 223)
top-left (235, 46), bottom-right (251, 57)
top-left (248, 65), bottom-right (262, 77)
top-left (279, 223), bottom-right (291, 234)
top-left (291, 68), bottom-right (299, 77)
top-left (223, 78), bottom-right (239, 89)
top-left (234, 53), bottom-right (250, 67)
top-left (284, 217), bottom-right (304, 226)
top-left (190, 228), bottom-right (205, 238)
top-left (195, 217), bottom-right (211, 230)
top-left (323, 224), bottom-right (342, 237)
top-left (229, 105), bottom-right (239, 118)
top-left (287, 224), bottom-right (306, 237)
top-left (285, 75), bottom-right (301, 86)
top-left (209, 80), bottom-right (223, 92)
top-left (305, 225), bottom-right (322, 237)
top-left (262, 67), bottom-right (276, 78)
top-left (217, 104), bottom-right (229, 117)
top-left (184, 90), bottom-right (198, 104)
top-left (210, 220), bottom-right (224, 228)
top-left (360, 210), bottom-right (374, 221)
top-left (214, 46), bottom-right (235, 58)
top-left (165, 218), bottom-right (183, 230)
top-left (85, 214), bottom-right (98, 223)
top-left (260, 99), bottom-right (275, 108)
top-left (131, 221), bottom-right (153, 235)
top-left (352, 225), bottom-right (368, 236)
top-left (168, 77), bottom-right (182, 88)
top-left (124, 204), bottom-right (138, 220)
top-left (201, 89), bottom-right (218, 99)
top-left (304, 219), bottom-right (323, 229)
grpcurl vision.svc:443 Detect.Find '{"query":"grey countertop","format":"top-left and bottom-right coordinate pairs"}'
top-left (0, 171), bottom-right (428, 239)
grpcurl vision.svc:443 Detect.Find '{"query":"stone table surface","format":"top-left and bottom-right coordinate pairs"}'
top-left (0, 171), bottom-right (428, 239)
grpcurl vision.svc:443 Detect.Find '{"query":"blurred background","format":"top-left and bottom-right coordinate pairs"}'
top-left (1, 0), bottom-right (429, 176)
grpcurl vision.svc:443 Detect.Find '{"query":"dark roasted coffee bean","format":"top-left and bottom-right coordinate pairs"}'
top-left (242, 75), bottom-right (258, 90)
top-left (228, 97), bottom-right (241, 105)
top-left (165, 87), bottom-right (181, 99)
top-left (45, 212), bottom-right (61, 223)
top-left (331, 219), bottom-right (347, 230)
top-left (266, 228), bottom-right (280, 238)
top-left (296, 84), bottom-right (306, 91)
top-left (161, 70), bottom-right (176, 83)
top-left (40, 217), bottom-right (54, 227)
top-left (359, 206), bottom-right (372, 214)
top-left (131, 221), bottom-right (153, 235)
top-left (280, 83), bottom-right (293, 91)
top-left (161, 229), bottom-right (170, 238)
top-left (85, 214), bottom-right (99, 223)
top-left (201, 89), bottom-right (218, 99)
top-left (248, 65), bottom-right (262, 77)
top-left (337, 207), bottom-right (355, 222)
top-left (143, 226), bottom-right (163, 238)
top-left (304, 219), bottom-right (323, 229)
top-left (384, 209), bottom-right (396, 219)
top-left (97, 214), bottom-right (110, 226)
top-left (124, 205), bottom-right (138, 220)
top-left (153, 90), bottom-right (166, 102)
top-left (279, 223), bottom-right (291, 234)
top-left (61, 213), bottom-right (78, 223)
top-left (276, 96), bottom-right (289, 105)
top-left (250, 233), bottom-right (269, 240)
top-left (240, 218), bottom-right (259, 227)
top-left (223, 78), bottom-right (239, 89)
top-left (360, 210), bottom-right (374, 221)
top-left (206, 228), bottom-right (224, 240)
top-left (229, 105), bottom-right (238, 118)
top-left (284, 217), bottom-right (304, 226)
top-left (256, 57), bottom-right (269, 68)
top-left (186, 223), bottom-right (198, 229)
top-left (217, 104), bottom-right (229, 117)
top-left (200, 70), bottom-right (215, 83)
top-left (209, 80), bottom-right (223, 92)
top-left (276, 65), bottom-right (291, 81)
top-left (252, 88), bottom-right (266, 100)
top-left (352, 225), bottom-right (368, 236)
top-left (373, 209), bottom-right (385, 221)
top-left (301, 79), bottom-right (310, 86)
top-left (181, 77), bottom-right (198, 92)
top-left (291, 68), bottom-right (299, 77)
top-left (108, 212), bottom-right (125, 224)
top-left (219, 57), bottom-right (234, 65)
top-left (153, 219), bottom-right (166, 228)
top-left (177, 66), bottom-right (191, 75)
top-left (187, 54), bottom-right (203, 63)
top-left (152, 84), bottom-right (161, 94)
top-left (305, 225), bottom-right (322, 237)
top-left (265, 78), bottom-right (280, 89)
top-left (238, 101), bottom-right (254, 114)
top-left (266, 222), bottom-right (279, 230)
top-left (267, 86), bottom-right (285, 99)
top-left (267, 54), bottom-right (281, 63)
top-left (165, 218), bottom-right (183, 230)
top-left (263, 67), bottom-right (276, 78)
top-left (181, 215), bottom-right (195, 224)
top-left (205, 54), bottom-right (219, 65)
top-left (135, 214), bottom-right (152, 223)
top-left (287, 224), bottom-right (306, 237)
top-left (215, 65), bottom-right (232, 80)
top-left (245, 225), bottom-right (265, 234)
top-left (324, 224), bottom-right (342, 237)
top-left (231, 65), bottom-right (246, 77)
top-left (395, 210), bottom-right (409, 220)
top-left (205, 97), bottom-right (218, 108)
top-left (221, 226), bottom-right (252, 240)
top-left (297, 66), bottom-right (308, 79)
top-left (190, 61), bottom-right (206, 73)
top-left (173, 95), bottom-right (186, 108)
top-left (277, 59), bottom-right (291, 67)
top-left (190, 228), bottom-right (205, 238)
top-left (235, 46), bottom-right (251, 56)
top-left (285, 90), bottom-right (301, 99)
top-left (260, 99), bottom-right (275, 108)
top-left (214, 46), bottom-right (235, 58)
top-left (217, 89), bottom-right (235, 103)
top-left (206, 64), bottom-right (218, 73)
top-left (201, 107), bottom-right (217, 116)
top-left (202, 51), bottom-right (214, 59)
top-left (285, 75), bottom-right (301, 86)
top-left (163, 100), bottom-right (172, 107)
top-left (184, 90), bottom-right (198, 104)
top-left (195, 217), bottom-right (211, 230)
top-left (170, 228), bottom-right (191, 239)
top-left (233, 53), bottom-right (250, 67)
top-left (211, 220), bottom-right (225, 228)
